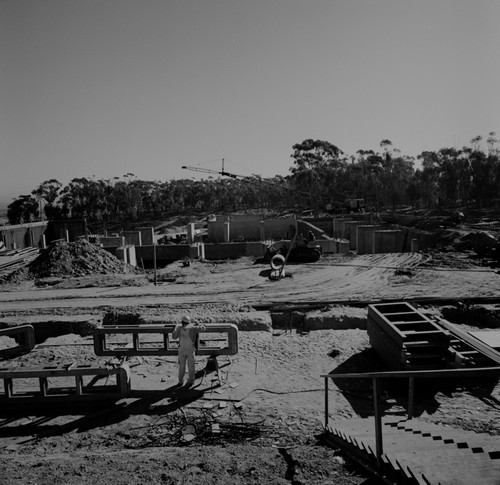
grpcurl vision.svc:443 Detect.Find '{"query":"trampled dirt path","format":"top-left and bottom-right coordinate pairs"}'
top-left (1, 253), bottom-right (498, 314)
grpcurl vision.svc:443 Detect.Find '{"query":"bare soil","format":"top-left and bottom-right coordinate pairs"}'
top-left (0, 250), bottom-right (499, 485)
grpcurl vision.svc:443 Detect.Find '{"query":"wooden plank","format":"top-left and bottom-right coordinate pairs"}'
top-left (437, 318), bottom-right (500, 365)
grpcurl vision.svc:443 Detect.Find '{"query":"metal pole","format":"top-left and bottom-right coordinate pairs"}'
top-left (373, 377), bottom-right (383, 468)
top-left (324, 376), bottom-right (329, 428)
top-left (408, 377), bottom-right (415, 419)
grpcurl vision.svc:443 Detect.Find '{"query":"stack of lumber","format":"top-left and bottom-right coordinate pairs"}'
top-left (0, 247), bottom-right (39, 276)
top-left (367, 302), bottom-right (452, 370)
top-left (325, 417), bottom-right (500, 485)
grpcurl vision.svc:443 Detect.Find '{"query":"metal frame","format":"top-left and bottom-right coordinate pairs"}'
top-left (0, 363), bottom-right (131, 403)
top-left (0, 325), bottom-right (36, 359)
top-left (322, 366), bottom-right (500, 468)
top-left (93, 324), bottom-right (239, 357)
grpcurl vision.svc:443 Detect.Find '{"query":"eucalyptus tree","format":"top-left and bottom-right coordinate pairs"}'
top-left (7, 194), bottom-right (39, 224)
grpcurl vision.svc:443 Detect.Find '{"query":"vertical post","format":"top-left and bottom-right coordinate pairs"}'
top-left (39, 377), bottom-right (48, 397)
top-left (153, 242), bottom-right (157, 286)
top-left (75, 375), bottom-right (83, 396)
top-left (408, 377), bottom-right (415, 419)
top-left (324, 376), bottom-right (329, 428)
top-left (373, 377), bottom-right (383, 468)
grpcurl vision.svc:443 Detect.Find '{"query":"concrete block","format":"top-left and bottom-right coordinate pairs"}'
top-left (411, 238), bottom-right (419, 252)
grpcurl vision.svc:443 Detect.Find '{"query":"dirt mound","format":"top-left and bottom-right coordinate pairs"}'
top-left (3, 240), bottom-right (139, 283)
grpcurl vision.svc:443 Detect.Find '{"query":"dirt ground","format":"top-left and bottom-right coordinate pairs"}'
top-left (0, 251), bottom-right (500, 484)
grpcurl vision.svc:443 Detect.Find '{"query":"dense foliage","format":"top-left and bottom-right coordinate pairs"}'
top-left (7, 133), bottom-right (499, 225)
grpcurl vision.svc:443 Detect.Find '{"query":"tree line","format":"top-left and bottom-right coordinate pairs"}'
top-left (7, 133), bottom-right (500, 226)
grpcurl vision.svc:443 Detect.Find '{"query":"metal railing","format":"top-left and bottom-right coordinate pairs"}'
top-left (322, 366), bottom-right (500, 468)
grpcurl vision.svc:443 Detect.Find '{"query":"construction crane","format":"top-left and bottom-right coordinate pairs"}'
top-left (181, 159), bottom-right (295, 193)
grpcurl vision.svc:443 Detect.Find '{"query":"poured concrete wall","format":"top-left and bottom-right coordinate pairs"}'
top-left (338, 239), bottom-right (350, 254)
top-left (0, 221), bottom-right (48, 250)
top-left (229, 219), bottom-right (261, 241)
top-left (344, 221), bottom-right (366, 250)
top-left (264, 218), bottom-right (295, 241)
top-left (100, 236), bottom-right (125, 248)
top-left (135, 244), bottom-right (196, 264)
top-left (203, 242), bottom-right (266, 260)
top-left (356, 225), bottom-right (380, 255)
top-left (122, 231), bottom-right (142, 246)
top-left (138, 227), bottom-right (154, 245)
top-left (317, 239), bottom-right (337, 254)
top-left (373, 230), bottom-right (403, 253)
top-left (208, 221), bottom-right (227, 242)
top-left (333, 218), bottom-right (352, 237)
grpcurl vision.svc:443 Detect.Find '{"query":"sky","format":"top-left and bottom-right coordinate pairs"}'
top-left (1, 0), bottom-right (500, 203)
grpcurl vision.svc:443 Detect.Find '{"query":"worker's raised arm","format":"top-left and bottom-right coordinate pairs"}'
top-left (172, 324), bottom-right (181, 339)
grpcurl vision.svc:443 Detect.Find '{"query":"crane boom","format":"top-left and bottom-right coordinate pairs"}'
top-left (181, 165), bottom-right (239, 178)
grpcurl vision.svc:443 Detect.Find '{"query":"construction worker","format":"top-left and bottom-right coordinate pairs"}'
top-left (172, 315), bottom-right (206, 386)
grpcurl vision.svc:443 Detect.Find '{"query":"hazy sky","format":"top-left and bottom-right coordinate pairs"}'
top-left (1, 0), bottom-right (499, 201)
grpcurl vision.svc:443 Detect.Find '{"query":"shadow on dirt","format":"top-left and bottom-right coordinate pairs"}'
top-left (0, 367), bottom-right (224, 443)
top-left (328, 348), bottom-right (499, 419)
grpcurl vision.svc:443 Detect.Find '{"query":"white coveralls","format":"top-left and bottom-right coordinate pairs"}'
top-left (172, 322), bottom-right (205, 384)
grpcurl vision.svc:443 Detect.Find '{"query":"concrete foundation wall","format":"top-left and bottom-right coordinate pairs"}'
top-left (317, 239), bottom-right (337, 254)
top-left (356, 225), bottom-right (380, 255)
top-left (333, 218), bottom-right (352, 237)
top-left (373, 230), bottom-right (403, 253)
top-left (264, 218), bottom-right (295, 240)
top-left (207, 221), bottom-right (227, 242)
top-left (122, 231), bottom-right (142, 246)
top-left (138, 227), bottom-right (154, 245)
top-left (136, 244), bottom-right (196, 264)
top-left (0, 222), bottom-right (48, 250)
top-left (47, 219), bottom-right (87, 244)
top-left (344, 221), bottom-right (366, 249)
top-left (338, 239), bottom-right (350, 254)
top-left (100, 236), bottom-right (126, 248)
top-left (204, 242), bottom-right (266, 260)
top-left (229, 219), bottom-right (261, 241)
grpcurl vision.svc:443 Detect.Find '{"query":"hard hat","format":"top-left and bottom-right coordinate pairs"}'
top-left (181, 315), bottom-right (191, 324)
